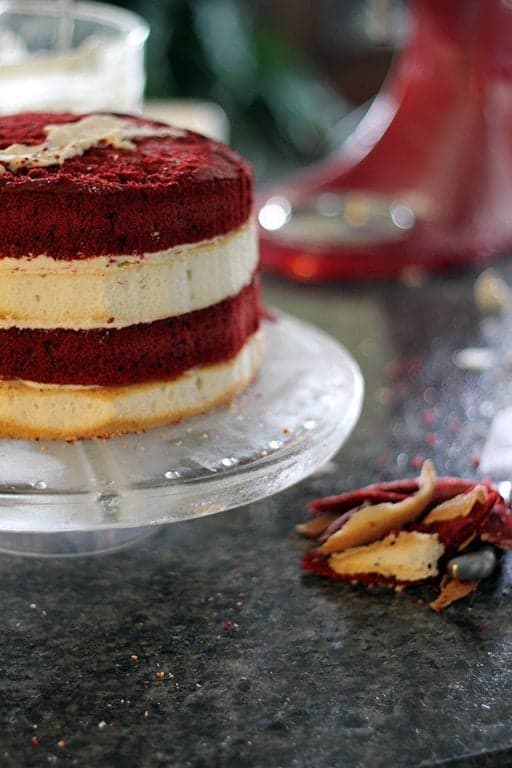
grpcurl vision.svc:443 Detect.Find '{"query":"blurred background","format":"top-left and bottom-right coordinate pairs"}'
top-left (109, 0), bottom-right (407, 182)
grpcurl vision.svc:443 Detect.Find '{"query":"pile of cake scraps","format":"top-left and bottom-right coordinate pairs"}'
top-left (298, 461), bottom-right (512, 611)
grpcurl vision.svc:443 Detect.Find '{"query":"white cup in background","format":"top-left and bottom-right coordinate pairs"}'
top-left (0, 0), bottom-right (149, 114)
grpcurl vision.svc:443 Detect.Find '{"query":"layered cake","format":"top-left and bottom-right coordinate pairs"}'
top-left (0, 112), bottom-right (263, 440)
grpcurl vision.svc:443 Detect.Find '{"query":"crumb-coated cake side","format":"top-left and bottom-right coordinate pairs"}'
top-left (0, 112), bottom-right (263, 440)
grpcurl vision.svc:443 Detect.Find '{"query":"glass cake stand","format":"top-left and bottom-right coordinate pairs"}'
top-left (0, 314), bottom-right (364, 557)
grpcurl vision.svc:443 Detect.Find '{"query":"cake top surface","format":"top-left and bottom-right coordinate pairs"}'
top-left (0, 112), bottom-right (250, 190)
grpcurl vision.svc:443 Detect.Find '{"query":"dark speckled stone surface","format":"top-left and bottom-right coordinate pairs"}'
top-left (3, 266), bottom-right (512, 767)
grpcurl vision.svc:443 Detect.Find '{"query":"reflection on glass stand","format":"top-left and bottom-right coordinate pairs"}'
top-left (258, 0), bottom-right (512, 280)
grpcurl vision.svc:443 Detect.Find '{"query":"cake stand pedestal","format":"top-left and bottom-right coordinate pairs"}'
top-left (0, 315), bottom-right (363, 557)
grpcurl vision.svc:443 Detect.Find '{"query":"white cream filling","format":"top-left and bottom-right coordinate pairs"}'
top-left (0, 219), bottom-right (258, 329)
top-left (18, 380), bottom-right (101, 391)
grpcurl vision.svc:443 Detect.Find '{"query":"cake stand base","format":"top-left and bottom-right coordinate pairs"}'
top-left (0, 526), bottom-right (160, 558)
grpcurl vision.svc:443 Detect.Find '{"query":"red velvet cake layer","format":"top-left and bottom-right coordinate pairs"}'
top-left (0, 281), bottom-right (261, 386)
top-left (0, 113), bottom-right (252, 259)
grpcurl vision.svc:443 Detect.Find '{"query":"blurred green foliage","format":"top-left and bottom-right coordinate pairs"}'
top-left (110, 0), bottom-right (349, 180)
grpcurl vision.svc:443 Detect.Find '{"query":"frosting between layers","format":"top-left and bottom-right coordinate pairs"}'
top-left (0, 279), bottom-right (261, 386)
top-left (0, 219), bottom-right (258, 329)
top-left (0, 331), bottom-right (264, 440)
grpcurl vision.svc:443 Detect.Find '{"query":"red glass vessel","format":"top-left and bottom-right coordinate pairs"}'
top-left (258, 0), bottom-right (512, 280)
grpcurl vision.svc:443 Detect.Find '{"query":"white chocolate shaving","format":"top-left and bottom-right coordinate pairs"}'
top-left (423, 485), bottom-right (487, 524)
top-left (320, 460), bottom-right (437, 554)
top-left (328, 531), bottom-right (445, 582)
top-left (0, 114), bottom-right (185, 171)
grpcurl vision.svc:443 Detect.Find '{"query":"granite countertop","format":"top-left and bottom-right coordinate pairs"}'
top-left (3, 265), bottom-right (512, 768)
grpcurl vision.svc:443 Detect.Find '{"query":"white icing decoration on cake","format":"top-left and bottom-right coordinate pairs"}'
top-left (0, 114), bottom-right (185, 171)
